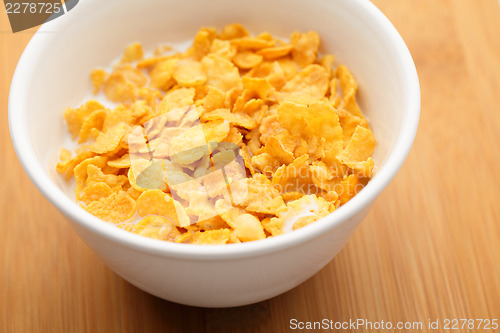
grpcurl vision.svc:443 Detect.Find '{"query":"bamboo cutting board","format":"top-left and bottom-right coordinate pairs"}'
top-left (1, 0), bottom-right (500, 332)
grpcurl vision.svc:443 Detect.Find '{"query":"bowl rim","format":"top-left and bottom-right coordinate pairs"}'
top-left (8, 0), bottom-right (420, 260)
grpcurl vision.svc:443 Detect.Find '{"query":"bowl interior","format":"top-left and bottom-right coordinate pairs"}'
top-left (10, 0), bottom-right (418, 250)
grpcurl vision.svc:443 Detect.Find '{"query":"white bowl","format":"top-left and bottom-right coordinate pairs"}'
top-left (9, 0), bottom-right (419, 307)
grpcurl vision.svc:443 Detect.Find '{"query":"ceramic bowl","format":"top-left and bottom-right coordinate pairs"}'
top-left (9, 0), bottom-right (419, 307)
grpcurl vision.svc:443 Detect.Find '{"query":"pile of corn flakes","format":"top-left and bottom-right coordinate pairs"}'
top-left (56, 24), bottom-right (376, 245)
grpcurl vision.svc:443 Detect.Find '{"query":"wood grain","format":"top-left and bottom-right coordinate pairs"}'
top-left (1, 0), bottom-right (500, 332)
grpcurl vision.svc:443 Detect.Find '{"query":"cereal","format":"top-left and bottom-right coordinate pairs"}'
top-left (337, 174), bottom-right (362, 205)
top-left (195, 85), bottom-right (226, 112)
top-left (103, 72), bottom-right (137, 103)
top-left (136, 189), bottom-right (190, 227)
top-left (233, 214), bottom-right (266, 242)
top-left (89, 123), bottom-right (129, 154)
top-left (85, 164), bottom-right (128, 190)
top-left (73, 156), bottom-right (108, 198)
top-left (209, 39), bottom-right (237, 60)
top-left (184, 27), bottom-right (216, 60)
top-left (192, 229), bottom-right (232, 245)
top-left (219, 23), bottom-right (249, 40)
top-left (173, 60), bottom-right (207, 87)
top-left (290, 31), bottom-right (320, 68)
top-left (242, 76), bottom-right (276, 100)
top-left (90, 69), bottom-right (108, 94)
top-left (132, 216), bottom-right (180, 241)
top-left (277, 194), bottom-right (332, 231)
top-left (230, 36), bottom-right (275, 50)
top-left (84, 191), bottom-right (136, 223)
top-left (200, 108), bottom-right (256, 129)
top-left (120, 42), bottom-right (144, 63)
top-left (231, 174), bottom-right (285, 214)
top-left (107, 154), bottom-right (131, 169)
top-left (150, 58), bottom-right (178, 91)
top-left (336, 65), bottom-right (364, 118)
top-left (64, 100), bottom-right (105, 139)
top-left (102, 105), bottom-right (134, 131)
top-left (80, 182), bottom-right (114, 206)
top-left (257, 44), bottom-right (293, 60)
top-left (278, 64), bottom-right (329, 104)
top-left (157, 87), bottom-right (196, 114)
top-left (201, 54), bottom-right (241, 91)
top-left (57, 24), bottom-right (376, 245)
top-left (261, 217), bottom-right (283, 236)
top-left (56, 150), bottom-right (95, 180)
top-left (78, 109), bottom-right (106, 143)
top-left (336, 125), bottom-right (376, 177)
top-left (232, 51), bottom-right (263, 69)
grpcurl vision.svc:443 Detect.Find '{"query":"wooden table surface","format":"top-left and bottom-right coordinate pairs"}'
top-left (2, 0), bottom-right (500, 332)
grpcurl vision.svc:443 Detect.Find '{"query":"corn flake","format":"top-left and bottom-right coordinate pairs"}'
top-left (64, 100), bottom-right (105, 139)
top-left (73, 156), bottom-right (108, 198)
top-left (136, 189), bottom-right (190, 227)
top-left (86, 164), bottom-right (128, 190)
top-left (157, 87), bottom-right (196, 114)
top-left (90, 69), bottom-right (108, 94)
top-left (233, 51), bottom-right (263, 69)
top-left (290, 31), bottom-right (320, 68)
top-left (233, 214), bottom-right (266, 242)
top-left (58, 25), bottom-right (376, 244)
top-left (337, 65), bottom-right (364, 118)
top-left (230, 36), bottom-right (275, 50)
top-left (192, 229), bottom-right (232, 245)
top-left (279, 64), bottom-right (329, 104)
top-left (120, 42), bottom-right (144, 63)
top-left (257, 44), bottom-right (293, 60)
top-left (150, 58), bottom-right (178, 91)
top-left (219, 23), bottom-right (250, 40)
top-left (79, 109), bottom-right (106, 143)
top-left (174, 60), bottom-right (207, 87)
top-left (84, 191), bottom-right (136, 223)
top-left (103, 72), bottom-right (137, 103)
top-left (195, 85), bottom-right (226, 112)
top-left (336, 125), bottom-right (376, 177)
top-left (80, 182), bottom-right (114, 205)
top-left (132, 216), bottom-right (181, 241)
top-left (201, 54), bottom-right (241, 91)
top-left (90, 123), bottom-right (129, 154)
top-left (56, 150), bottom-right (95, 180)
top-left (201, 108), bottom-right (256, 129)
top-left (231, 174), bottom-right (285, 214)
top-left (278, 194), bottom-right (331, 230)
top-left (209, 39), bottom-right (237, 60)
top-left (184, 27), bottom-right (217, 60)
top-left (337, 174), bottom-right (362, 205)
